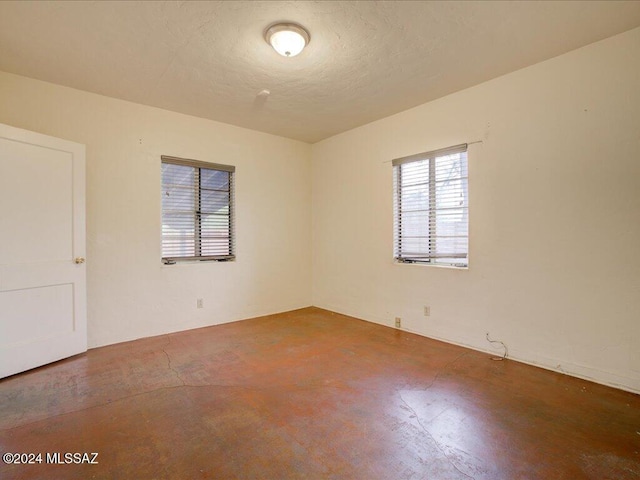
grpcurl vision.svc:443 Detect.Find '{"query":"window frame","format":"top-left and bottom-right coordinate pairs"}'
top-left (161, 155), bottom-right (235, 264)
top-left (392, 143), bottom-right (468, 268)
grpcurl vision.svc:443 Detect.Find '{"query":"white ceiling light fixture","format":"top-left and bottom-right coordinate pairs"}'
top-left (265, 23), bottom-right (310, 57)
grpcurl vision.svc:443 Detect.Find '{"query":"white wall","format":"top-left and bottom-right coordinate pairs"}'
top-left (312, 28), bottom-right (640, 393)
top-left (0, 71), bottom-right (312, 348)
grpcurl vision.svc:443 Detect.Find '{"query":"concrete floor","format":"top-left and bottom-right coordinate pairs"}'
top-left (1, 307), bottom-right (639, 479)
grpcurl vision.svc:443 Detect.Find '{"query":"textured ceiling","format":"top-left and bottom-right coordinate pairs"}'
top-left (1, 1), bottom-right (640, 143)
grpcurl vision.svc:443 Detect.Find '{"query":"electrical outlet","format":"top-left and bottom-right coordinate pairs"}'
top-left (395, 317), bottom-right (401, 328)
top-left (197, 298), bottom-right (203, 309)
top-left (424, 306), bottom-right (430, 317)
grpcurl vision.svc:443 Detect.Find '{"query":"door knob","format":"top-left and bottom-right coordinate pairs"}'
top-left (74, 257), bottom-right (86, 264)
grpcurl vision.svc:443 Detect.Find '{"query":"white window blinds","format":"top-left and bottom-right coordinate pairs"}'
top-left (161, 156), bottom-right (235, 263)
top-left (392, 144), bottom-right (468, 267)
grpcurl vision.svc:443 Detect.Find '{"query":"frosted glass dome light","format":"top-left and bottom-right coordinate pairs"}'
top-left (265, 23), bottom-right (310, 57)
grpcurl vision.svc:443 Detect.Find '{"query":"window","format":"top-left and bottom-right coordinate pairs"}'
top-left (161, 156), bottom-right (235, 263)
top-left (392, 144), bottom-right (468, 267)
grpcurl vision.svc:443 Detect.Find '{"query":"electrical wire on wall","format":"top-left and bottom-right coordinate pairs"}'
top-left (486, 333), bottom-right (508, 361)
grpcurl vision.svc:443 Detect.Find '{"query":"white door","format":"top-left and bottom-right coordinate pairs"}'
top-left (0, 123), bottom-right (86, 378)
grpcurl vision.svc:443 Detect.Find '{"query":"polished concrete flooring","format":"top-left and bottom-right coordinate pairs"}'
top-left (1, 307), bottom-right (639, 479)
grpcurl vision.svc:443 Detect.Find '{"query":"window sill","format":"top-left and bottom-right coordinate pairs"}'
top-left (393, 260), bottom-right (468, 270)
top-left (161, 258), bottom-right (236, 267)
